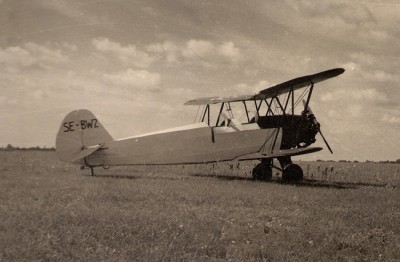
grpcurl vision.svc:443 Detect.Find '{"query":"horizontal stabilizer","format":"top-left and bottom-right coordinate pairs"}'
top-left (71, 144), bottom-right (103, 163)
top-left (235, 147), bottom-right (323, 161)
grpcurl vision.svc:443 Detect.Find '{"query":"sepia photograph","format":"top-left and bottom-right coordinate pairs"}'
top-left (1, 0), bottom-right (399, 260)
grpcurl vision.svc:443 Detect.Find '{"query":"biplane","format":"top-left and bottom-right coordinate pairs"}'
top-left (56, 68), bottom-right (345, 181)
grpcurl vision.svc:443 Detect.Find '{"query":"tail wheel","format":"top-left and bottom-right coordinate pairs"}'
top-left (252, 163), bottom-right (272, 181)
top-left (282, 164), bottom-right (303, 181)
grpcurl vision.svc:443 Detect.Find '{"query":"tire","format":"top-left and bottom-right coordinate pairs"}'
top-left (282, 164), bottom-right (303, 181)
top-left (252, 163), bottom-right (272, 181)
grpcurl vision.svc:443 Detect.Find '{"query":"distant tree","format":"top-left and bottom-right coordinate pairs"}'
top-left (1, 144), bottom-right (56, 151)
top-left (396, 159), bottom-right (400, 164)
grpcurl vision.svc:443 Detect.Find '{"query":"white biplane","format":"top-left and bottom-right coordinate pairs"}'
top-left (56, 68), bottom-right (345, 181)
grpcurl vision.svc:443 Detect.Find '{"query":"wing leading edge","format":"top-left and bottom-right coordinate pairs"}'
top-left (184, 68), bottom-right (344, 105)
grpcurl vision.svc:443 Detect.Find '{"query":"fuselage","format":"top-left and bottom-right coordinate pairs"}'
top-left (84, 122), bottom-right (282, 166)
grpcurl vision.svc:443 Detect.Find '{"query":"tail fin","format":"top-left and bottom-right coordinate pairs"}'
top-left (56, 109), bottom-right (113, 163)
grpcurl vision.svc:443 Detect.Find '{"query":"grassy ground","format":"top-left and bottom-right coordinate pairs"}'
top-left (1, 151), bottom-right (399, 261)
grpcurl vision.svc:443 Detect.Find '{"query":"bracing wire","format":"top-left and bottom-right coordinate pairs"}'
top-left (293, 86), bottom-right (310, 110)
top-left (273, 99), bottom-right (280, 115)
top-left (281, 92), bottom-right (289, 114)
top-left (194, 105), bottom-right (201, 123)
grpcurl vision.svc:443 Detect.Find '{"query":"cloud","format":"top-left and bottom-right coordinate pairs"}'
top-left (92, 37), bottom-right (154, 68)
top-left (363, 70), bottom-right (399, 82)
top-left (182, 39), bottom-right (215, 58)
top-left (61, 43), bottom-right (78, 51)
top-left (0, 96), bottom-right (17, 105)
top-left (339, 3), bottom-right (374, 25)
top-left (287, 0), bottom-right (375, 26)
top-left (235, 80), bottom-right (270, 95)
top-left (146, 41), bottom-right (179, 62)
top-left (349, 52), bottom-right (375, 66)
top-left (103, 69), bottom-right (161, 90)
top-left (30, 89), bottom-right (47, 100)
top-left (382, 114), bottom-right (400, 124)
top-left (341, 62), bottom-right (361, 72)
top-left (341, 59), bottom-right (400, 85)
top-left (321, 88), bottom-right (389, 103)
top-left (0, 46), bottom-right (33, 70)
top-left (92, 38), bottom-right (243, 69)
top-left (25, 43), bottom-right (69, 64)
top-left (218, 42), bottom-right (242, 62)
top-left (39, 0), bottom-right (102, 25)
top-left (347, 104), bottom-right (362, 117)
top-left (365, 30), bottom-right (390, 42)
top-left (0, 43), bottom-right (68, 72)
top-left (181, 39), bottom-right (242, 63)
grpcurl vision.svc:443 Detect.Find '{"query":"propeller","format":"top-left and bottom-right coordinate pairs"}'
top-left (302, 100), bottom-right (333, 154)
top-left (317, 128), bottom-right (333, 154)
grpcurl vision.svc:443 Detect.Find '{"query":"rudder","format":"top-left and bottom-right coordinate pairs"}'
top-left (56, 109), bottom-right (113, 163)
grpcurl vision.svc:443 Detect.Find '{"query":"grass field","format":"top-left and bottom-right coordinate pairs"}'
top-left (1, 151), bottom-right (399, 261)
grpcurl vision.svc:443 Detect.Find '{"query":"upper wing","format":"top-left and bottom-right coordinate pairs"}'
top-left (184, 68), bottom-right (344, 105)
top-left (256, 68), bottom-right (345, 98)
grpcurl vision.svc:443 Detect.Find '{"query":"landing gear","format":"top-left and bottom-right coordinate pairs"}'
top-left (252, 159), bottom-right (272, 181)
top-left (282, 163), bottom-right (303, 181)
top-left (278, 156), bottom-right (304, 181)
top-left (81, 165), bottom-right (95, 176)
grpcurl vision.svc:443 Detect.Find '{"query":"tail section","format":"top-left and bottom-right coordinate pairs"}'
top-left (56, 109), bottom-right (113, 163)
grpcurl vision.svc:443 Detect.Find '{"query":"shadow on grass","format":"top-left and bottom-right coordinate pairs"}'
top-left (191, 173), bottom-right (252, 181)
top-left (91, 174), bottom-right (138, 180)
top-left (92, 173), bottom-right (188, 181)
top-left (190, 173), bottom-right (391, 189)
top-left (86, 172), bottom-right (393, 190)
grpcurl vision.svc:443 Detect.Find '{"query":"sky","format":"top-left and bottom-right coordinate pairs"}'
top-left (0, 0), bottom-right (399, 161)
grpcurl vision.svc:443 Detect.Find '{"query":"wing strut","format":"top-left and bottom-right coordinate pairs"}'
top-left (303, 83), bottom-right (314, 113)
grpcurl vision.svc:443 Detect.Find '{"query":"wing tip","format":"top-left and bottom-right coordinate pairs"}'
top-left (325, 67), bottom-right (345, 77)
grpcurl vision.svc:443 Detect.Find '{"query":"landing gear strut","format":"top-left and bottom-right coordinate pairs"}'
top-left (81, 165), bottom-right (95, 176)
top-left (278, 156), bottom-right (303, 181)
top-left (252, 159), bottom-right (272, 181)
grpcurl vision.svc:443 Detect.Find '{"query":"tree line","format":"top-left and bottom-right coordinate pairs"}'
top-left (0, 144), bottom-right (55, 151)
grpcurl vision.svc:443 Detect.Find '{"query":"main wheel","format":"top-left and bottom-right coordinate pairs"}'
top-left (252, 163), bottom-right (272, 181)
top-left (282, 164), bottom-right (303, 181)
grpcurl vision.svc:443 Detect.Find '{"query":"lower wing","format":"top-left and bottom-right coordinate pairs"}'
top-left (234, 147), bottom-right (323, 161)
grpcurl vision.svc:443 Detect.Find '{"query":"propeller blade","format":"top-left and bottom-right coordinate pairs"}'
top-left (302, 100), bottom-right (333, 154)
top-left (302, 99), bottom-right (313, 114)
top-left (318, 129), bottom-right (333, 154)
